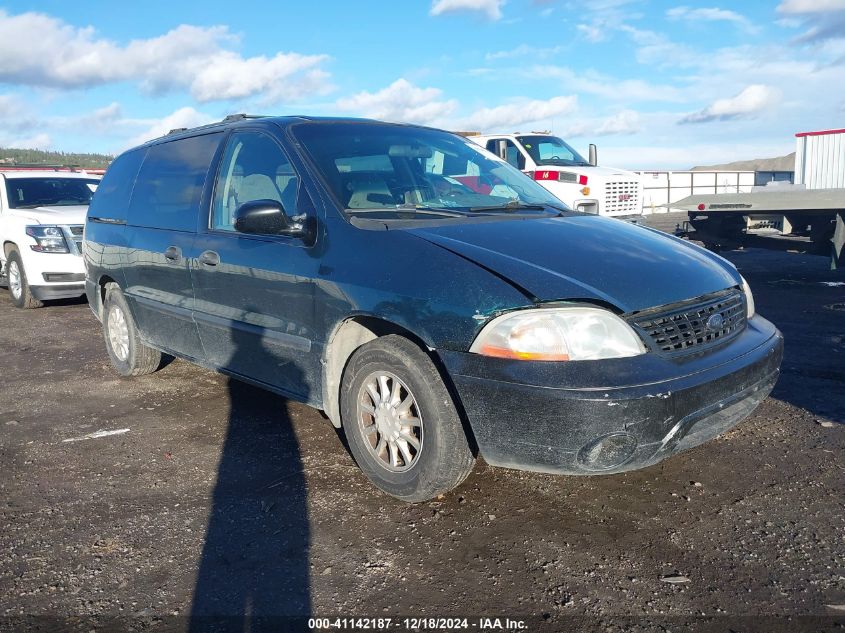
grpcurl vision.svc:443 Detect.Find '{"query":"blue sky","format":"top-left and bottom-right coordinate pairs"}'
top-left (0, 0), bottom-right (843, 168)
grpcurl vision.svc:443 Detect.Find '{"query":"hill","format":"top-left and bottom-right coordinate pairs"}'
top-left (0, 147), bottom-right (113, 169)
top-left (691, 152), bottom-right (795, 172)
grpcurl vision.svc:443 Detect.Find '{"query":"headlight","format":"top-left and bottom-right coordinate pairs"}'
top-left (741, 275), bottom-right (755, 318)
top-left (26, 225), bottom-right (69, 254)
top-left (470, 306), bottom-right (646, 362)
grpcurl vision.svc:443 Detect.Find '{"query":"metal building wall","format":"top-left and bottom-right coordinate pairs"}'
top-left (795, 129), bottom-right (845, 189)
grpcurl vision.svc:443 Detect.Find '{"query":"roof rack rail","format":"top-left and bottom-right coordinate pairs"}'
top-left (221, 113), bottom-right (266, 123)
top-left (167, 127), bottom-right (188, 135)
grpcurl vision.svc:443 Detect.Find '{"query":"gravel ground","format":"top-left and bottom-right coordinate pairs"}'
top-left (1, 214), bottom-right (843, 632)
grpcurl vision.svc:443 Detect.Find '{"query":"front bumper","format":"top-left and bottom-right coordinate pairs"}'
top-left (13, 246), bottom-right (86, 301)
top-left (439, 315), bottom-right (783, 475)
top-left (30, 283), bottom-right (86, 301)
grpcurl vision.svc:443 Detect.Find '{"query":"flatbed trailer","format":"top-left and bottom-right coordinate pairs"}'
top-left (668, 188), bottom-right (845, 269)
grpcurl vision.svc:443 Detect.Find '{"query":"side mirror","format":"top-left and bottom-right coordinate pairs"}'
top-left (588, 143), bottom-right (598, 167)
top-left (234, 199), bottom-right (306, 237)
top-left (495, 139), bottom-right (508, 161)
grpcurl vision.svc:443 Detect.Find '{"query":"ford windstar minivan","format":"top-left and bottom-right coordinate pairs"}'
top-left (84, 115), bottom-right (783, 502)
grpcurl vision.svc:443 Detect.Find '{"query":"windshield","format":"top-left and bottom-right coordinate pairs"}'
top-left (293, 122), bottom-right (569, 219)
top-left (4, 177), bottom-right (99, 208)
top-left (516, 135), bottom-right (590, 167)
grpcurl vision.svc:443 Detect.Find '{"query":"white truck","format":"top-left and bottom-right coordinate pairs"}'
top-left (0, 168), bottom-right (101, 308)
top-left (467, 133), bottom-right (644, 221)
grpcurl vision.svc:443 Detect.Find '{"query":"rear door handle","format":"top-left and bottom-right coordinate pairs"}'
top-left (164, 246), bottom-right (181, 262)
top-left (198, 250), bottom-right (220, 267)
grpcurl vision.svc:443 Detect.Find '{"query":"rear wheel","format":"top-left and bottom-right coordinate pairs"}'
top-left (340, 335), bottom-right (475, 502)
top-left (102, 284), bottom-right (161, 376)
top-left (6, 249), bottom-right (43, 309)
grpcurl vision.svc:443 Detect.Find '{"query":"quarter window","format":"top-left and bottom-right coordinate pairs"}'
top-left (89, 149), bottom-right (145, 220)
top-left (212, 132), bottom-right (299, 232)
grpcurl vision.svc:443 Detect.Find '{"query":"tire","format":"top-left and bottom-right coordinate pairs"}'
top-left (340, 335), bottom-right (475, 502)
top-left (102, 284), bottom-right (161, 377)
top-left (5, 248), bottom-right (43, 309)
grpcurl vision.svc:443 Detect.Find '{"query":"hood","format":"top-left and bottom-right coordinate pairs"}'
top-left (409, 215), bottom-right (740, 313)
top-left (8, 205), bottom-right (88, 225)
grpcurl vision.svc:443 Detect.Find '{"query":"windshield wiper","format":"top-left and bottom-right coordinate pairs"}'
top-left (467, 202), bottom-right (551, 213)
top-left (345, 205), bottom-right (467, 218)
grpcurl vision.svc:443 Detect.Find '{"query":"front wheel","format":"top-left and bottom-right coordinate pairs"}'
top-left (5, 249), bottom-right (43, 309)
top-left (340, 335), bottom-right (475, 502)
top-left (102, 284), bottom-right (161, 377)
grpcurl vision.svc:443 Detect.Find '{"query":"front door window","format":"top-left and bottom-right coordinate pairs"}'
top-left (212, 132), bottom-right (299, 232)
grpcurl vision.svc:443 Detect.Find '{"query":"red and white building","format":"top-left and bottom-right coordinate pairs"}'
top-left (795, 128), bottom-right (845, 190)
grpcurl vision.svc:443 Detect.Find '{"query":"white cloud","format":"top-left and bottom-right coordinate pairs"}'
top-left (463, 95), bottom-right (578, 130)
top-left (666, 6), bottom-right (756, 31)
top-left (679, 85), bottom-right (779, 124)
top-left (65, 102), bottom-right (124, 132)
top-left (336, 79), bottom-right (458, 126)
top-left (531, 65), bottom-right (688, 103)
top-left (430, 0), bottom-right (504, 20)
top-left (603, 141), bottom-right (794, 171)
top-left (189, 52), bottom-right (332, 103)
top-left (618, 24), bottom-right (698, 66)
top-left (577, 23), bottom-right (607, 42)
top-left (0, 10), bottom-right (332, 103)
top-left (123, 107), bottom-right (216, 148)
top-left (778, 0), bottom-right (845, 13)
top-left (575, 0), bottom-right (642, 43)
top-left (565, 110), bottom-right (641, 138)
top-left (0, 94), bottom-right (39, 132)
top-left (7, 133), bottom-right (52, 150)
top-left (486, 44), bottom-right (565, 61)
top-left (0, 94), bottom-right (20, 118)
top-left (595, 110), bottom-right (641, 135)
top-left (776, 0), bottom-right (845, 42)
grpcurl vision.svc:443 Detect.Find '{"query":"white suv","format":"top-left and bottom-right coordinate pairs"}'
top-left (467, 133), bottom-right (643, 221)
top-left (0, 169), bottom-right (101, 308)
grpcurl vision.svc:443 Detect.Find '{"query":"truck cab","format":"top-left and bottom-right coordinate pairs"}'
top-left (0, 169), bottom-right (101, 308)
top-left (467, 133), bottom-right (643, 221)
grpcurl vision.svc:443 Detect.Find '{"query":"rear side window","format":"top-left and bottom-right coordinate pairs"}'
top-left (88, 149), bottom-right (146, 220)
top-left (128, 133), bottom-right (223, 231)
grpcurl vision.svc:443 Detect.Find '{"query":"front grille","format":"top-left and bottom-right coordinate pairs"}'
top-left (604, 180), bottom-right (640, 214)
top-left (629, 289), bottom-right (746, 356)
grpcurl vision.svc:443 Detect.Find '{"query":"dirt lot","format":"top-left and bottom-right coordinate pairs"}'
top-left (1, 216), bottom-right (843, 632)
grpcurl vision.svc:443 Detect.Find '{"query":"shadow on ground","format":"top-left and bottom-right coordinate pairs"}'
top-left (190, 325), bottom-right (311, 631)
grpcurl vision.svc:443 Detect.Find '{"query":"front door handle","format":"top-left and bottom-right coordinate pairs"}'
top-left (198, 250), bottom-right (220, 267)
top-left (164, 246), bottom-right (181, 262)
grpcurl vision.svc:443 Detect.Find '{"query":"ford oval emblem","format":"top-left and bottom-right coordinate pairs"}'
top-left (706, 313), bottom-right (724, 331)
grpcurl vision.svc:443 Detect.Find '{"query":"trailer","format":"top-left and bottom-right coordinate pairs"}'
top-left (669, 188), bottom-right (844, 267)
top-left (668, 129), bottom-right (845, 269)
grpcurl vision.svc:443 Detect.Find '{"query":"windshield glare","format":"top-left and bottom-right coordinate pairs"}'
top-left (516, 135), bottom-right (589, 167)
top-left (4, 177), bottom-right (99, 208)
top-left (293, 123), bottom-right (568, 219)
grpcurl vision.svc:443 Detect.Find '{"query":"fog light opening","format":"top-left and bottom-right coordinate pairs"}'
top-left (577, 433), bottom-right (638, 470)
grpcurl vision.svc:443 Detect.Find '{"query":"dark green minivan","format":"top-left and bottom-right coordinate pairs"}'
top-left (84, 115), bottom-right (783, 501)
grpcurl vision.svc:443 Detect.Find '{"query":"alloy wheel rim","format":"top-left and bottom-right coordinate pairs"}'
top-left (357, 371), bottom-right (424, 472)
top-left (107, 305), bottom-right (130, 362)
top-left (8, 261), bottom-right (21, 299)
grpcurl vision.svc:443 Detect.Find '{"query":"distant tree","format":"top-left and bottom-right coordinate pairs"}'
top-left (0, 147), bottom-right (113, 169)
